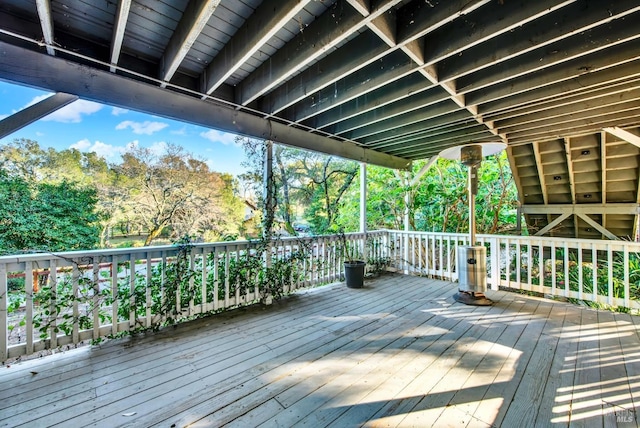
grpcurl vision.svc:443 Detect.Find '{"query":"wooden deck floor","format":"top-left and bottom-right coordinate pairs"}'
top-left (2, 274), bottom-right (640, 427)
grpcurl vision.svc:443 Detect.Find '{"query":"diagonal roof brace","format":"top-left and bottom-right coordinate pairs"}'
top-left (604, 126), bottom-right (640, 148)
top-left (0, 92), bottom-right (78, 139)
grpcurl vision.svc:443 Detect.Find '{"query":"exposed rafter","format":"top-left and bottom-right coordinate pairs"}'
top-left (439, 0), bottom-right (640, 83)
top-left (159, 0), bottom-right (221, 87)
top-left (237, 0), bottom-right (405, 107)
top-left (521, 204), bottom-right (640, 215)
top-left (202, 0), bottom-right (310, 97)
top-left (35, 0), bottom-right (54, 56)
top-left (109, 0), bottom-right (132, 73)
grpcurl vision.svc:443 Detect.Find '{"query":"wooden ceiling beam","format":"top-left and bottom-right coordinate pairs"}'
top-left (305, 73), bottom-right (439, 131)
top-left (361, 111), bottom-right (475, 147)
top-left (577, 213), bottom-right (619, 240)
top-left (438, 0), bottom-right (640, 83)
top-left (484, 79), bottom-right (640, 124)
top-left (159, 0), bottom-right (221, 86)
top-left (534, 213), bottom-right (572, 237)
top-left (109, 0), bottom-right (132, 72)
top-left (468, 40), bottom-right (640, 107)
top-left (0, 42), bottom-right (411, 170)
top-left (201, 0), bottom-right (310, 96)
top-left (495, 89), bottom-right (640, 131)
top-left (458, 20), bottom-right (640, 96)
top-left (521, 203), bottom-right (640, 215)
top-left (236, 0), bottom-right (404, 106)
top-left (507, 111), bottom-right (640, 145)
top-left (35, 0), bottom-right (55, 56)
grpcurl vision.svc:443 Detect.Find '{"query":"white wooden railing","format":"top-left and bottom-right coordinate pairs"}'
top-left (386, 230), bottom-right (640, 310)
top-left (2, 230), bottom-right (638, 361)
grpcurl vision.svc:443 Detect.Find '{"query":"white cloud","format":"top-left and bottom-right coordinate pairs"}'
top-left (70, 139), bottom-right (126, 160)
top-left (200, 129), bottom-right (238, 146)
top-left (116, 120), bottom-right (169, 135)
top-left (24, 95), bottom-right (103, 123)
top-left (111, 107), bottom-right (129, 116)
top-left (148, 141), bottom-right (168, 155)
top-left (171, 126), bottom-right (187, 136)
top-left (71, 139), bottom-right (91, 151)
top-left (122, 140), bottom-right (167, 156)
top-left (35, 131), bottom-right (45, 137)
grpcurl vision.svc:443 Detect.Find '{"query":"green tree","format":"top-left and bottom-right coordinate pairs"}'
top-left (336, 153), bottom-right (519, 234)
top-left (240, 138), bottom-right (359, 235)
top-left (0, 170), bottom-right (102, 254)
top-left (115, 143), bottom-right (244, 245)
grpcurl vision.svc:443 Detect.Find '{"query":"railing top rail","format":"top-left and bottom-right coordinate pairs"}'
top-left (1, 229), bottom-right (637, 266)
top-left (0, 230), bottom-right (389, 264)
top-left (383, 229), bottom-right (640, 250)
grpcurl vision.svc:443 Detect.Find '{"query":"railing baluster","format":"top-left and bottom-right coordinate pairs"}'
top-left (188, 250), bottom-right (195, 316)
top-left (146, 255), bottom-right (152, 327)
top-left (161, 252), bottom-right (167, 323)
top-left (110, 256), bottom-right (118, 335)
top-left (592, 244), bottom-right (597, 303)
top-left (202, 249), bottom-right (209, 313)
top-left (505, 238), bottom-right (511, 288)
top-left (564, 242), bottom-right (569, 298)
top-left (129, 254), bottom-right (136, 330)
top-left (516, 240), bottom-right (521, 288)
top-left (527, 242), bottom-right (532, 292)
top-left (0, 262), bottom-right (6, 362)
top-left (624, 247), bottom-right (630, 308)
top-left (25, 261), bottom-right (33, 355)
top-left (224, 246), bottom-right (230, 309)
top-left (72, 263), bottom-right (80, 345)
top-left (92, 257), bottom-right (100, 339)
top-left (607, 244), bottom-right (613, 306)
top-left (538, 240), bottom-right (544, 294)
top-left (578, 242), bottom-right (583, 300)
top-left (50, 259), bottom-right (58, 347)
top-left (551, 242), bottom-right (556, 297)
top-left (213, 247), bottom-right (219, 311)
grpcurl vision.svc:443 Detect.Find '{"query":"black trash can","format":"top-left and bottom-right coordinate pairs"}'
top-left (344, 260), bottom-right (366, 288)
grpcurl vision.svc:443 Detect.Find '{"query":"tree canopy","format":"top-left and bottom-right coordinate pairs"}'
top-left (0, 136), bottom-right (520, 255)
top-left (0, 139), bottom-right (246, 254)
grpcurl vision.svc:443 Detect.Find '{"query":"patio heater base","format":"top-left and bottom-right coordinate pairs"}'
top-left (453, 291), bottom-right (493, 306)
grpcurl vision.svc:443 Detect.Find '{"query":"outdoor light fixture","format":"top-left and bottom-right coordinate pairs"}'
top-left (439, 142), bottom-right (507, 306)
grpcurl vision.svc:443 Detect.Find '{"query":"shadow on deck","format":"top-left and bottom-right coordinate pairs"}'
top-left (2, 274), bottom-right (639, 427)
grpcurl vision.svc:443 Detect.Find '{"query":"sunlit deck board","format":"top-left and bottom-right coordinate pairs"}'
top-left (1, 274), bottom-right (640, 428)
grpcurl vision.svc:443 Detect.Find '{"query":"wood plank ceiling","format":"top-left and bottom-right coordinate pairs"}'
top-left (0, 0), bottom-right (639, 239)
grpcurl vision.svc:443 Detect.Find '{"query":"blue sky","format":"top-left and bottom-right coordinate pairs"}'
top-left (0, 81), bottom-right (247, 177)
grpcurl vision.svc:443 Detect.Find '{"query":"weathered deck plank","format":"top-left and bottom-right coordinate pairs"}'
top-left (1, 275), bottom-right (639, 428)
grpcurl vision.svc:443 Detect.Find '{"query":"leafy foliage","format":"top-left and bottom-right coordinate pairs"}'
top-left (335, 153), bottom-right (519, 234)
top-left (0, 170), bottom-right (103, 255)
